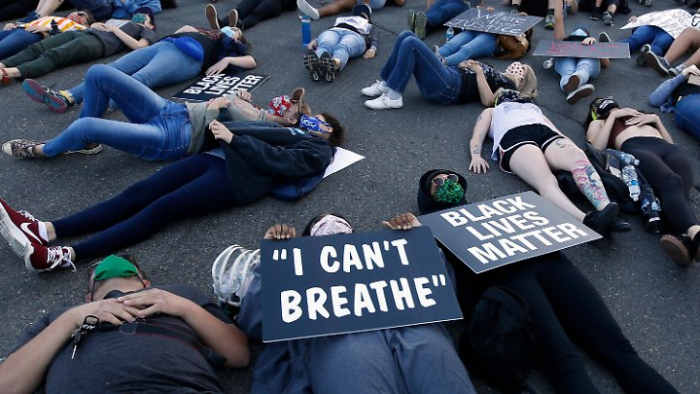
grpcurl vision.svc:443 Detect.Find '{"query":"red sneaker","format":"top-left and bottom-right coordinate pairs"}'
top-left (0, 199), bottom-right (48, 258)
top-left (25, 242), bottom-right (74, 272)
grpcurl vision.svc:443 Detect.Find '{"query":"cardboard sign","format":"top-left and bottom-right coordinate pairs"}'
top-left (444, 9), bottom-right (542, 36)
top-left (621, 9), bottom-right (693, 39)
top-left (417, 192), bottom-right (600, 274)
top-left (261, 227), bottom-right (463, 342)
top-left (533, 40), bottom-right (630, 59)
top-left (174, 73), bottom-right (269, 101)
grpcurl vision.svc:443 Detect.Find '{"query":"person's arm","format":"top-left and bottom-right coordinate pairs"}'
top-left (586, 107), bottom-right (639, 149)
top-left (461, 60), bottom-right (499, 107)
top-left (0, 300), bottom-right (140, 393)
top-left (624, 113), bottom-right (674, 143)
top-left (95, 22), bottom-right (151, 50)
top-left (553, 0), bottom-right (565, 41)
top-left (363, 26), bottom-right (377, 59)
top-left (119, 289), bottom-right (250, 368)
top-left (469, 108), bottom-right (493, 173)
top-left (206, 55), bottom-right (256, 76)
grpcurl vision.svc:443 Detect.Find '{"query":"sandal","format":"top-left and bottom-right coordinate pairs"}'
top-left (1, 68), bottom-right (10, 85)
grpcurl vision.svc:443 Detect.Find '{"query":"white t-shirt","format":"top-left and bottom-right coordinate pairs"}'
top-left (488, 102), bottom-right (547, 160)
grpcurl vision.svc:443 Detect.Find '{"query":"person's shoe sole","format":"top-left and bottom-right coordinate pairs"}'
top-left (598, 32), bottom-right (611, 43)
top-left (205, 4), bottom-right (220, 30)
top-left (660, 235), bottom-right (692, 267)
top-left (22, 79), bottom-right (69, 113)
top-left (566, 84), bottom-right (594, 104)
top-left (228, 9), bottom-right (239, 28)
top-left (407, 9), bottom-right (415, 31)
top-left (0, 203), bottom-right (31, 258)
top-left (646, 52), bottom-right (669, 76)
top-left (319, 54), bottom-right (337, 83)
top-left (303, 51), bottom-right (322, 82)
top-left (65, 144), bottom-right (103, 155)
top-left (563, 74), bottom-right (580, 93)
top-left (364, 97), bottom-right (403, 110)
top-left (414, 12), bottom-right (427, 40)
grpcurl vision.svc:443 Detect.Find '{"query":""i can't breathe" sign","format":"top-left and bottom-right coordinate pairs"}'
top-left (418, 191), bottom-right (600, 274)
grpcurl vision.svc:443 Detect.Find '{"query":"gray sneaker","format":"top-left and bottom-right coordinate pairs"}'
top-left (414, 11), bottom-right (427, 39)
top-left (636, 44), bottom-right (651, 66)
top-left (646, 51), bottom-right (670, 76)
top-left (603, 11), bottom-right (613, 26)
top-left (668, 65), bottom-right (685, 76)
top-left (407, 9), bottom-right (416, 32)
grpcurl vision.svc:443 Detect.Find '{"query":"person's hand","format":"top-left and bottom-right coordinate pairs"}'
top-left (118, 288), bottom-right (192, 319)
top-left (486, 6), bottom-right (495, 12)
top-left (625, 113), bottom-right (659, 127)
top-left (209, 120), bottom-right (234, 143)
top-left (235, 89), bottom-right (252, 102)
top-left (306, 39), bottom-right (317, 50)
top-left (517, 11), bottom-right (528, 16)
top-left (3, 22), bottom-right (17, 30)
top-left (381, 212), bottom-right (421, 230)
top-left (627, 15), bottom-right (637, 23)
top-left (206, 96), bottom-right (230, 111)
top-left (69, 299), bottom-right (140, 327)
top-left (264, 223), bottom-right (296, 239)
top-left (469, 156), bottom-right (490, 173)
top-left (462, 59), bottom-right (483, 73)
top-left (582, 37), bottom-right (596, 45)
top-left (24, 24), bottom-right (50, 33)
top-left (363, 48), bottom-right (376, 59)
top-left (613, 107), bottom-right (641, 118)
top-left (205, 58), bottom-right (231, 76)
top-left (682, 64), bottom-right (700, 78)
top-left (90, 22), bottom-right (110, 31)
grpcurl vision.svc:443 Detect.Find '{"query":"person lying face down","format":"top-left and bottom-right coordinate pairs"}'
top-left (232, 212), bottom-right (478, 394)
top-left (0, 254), bottom-right (250, 393)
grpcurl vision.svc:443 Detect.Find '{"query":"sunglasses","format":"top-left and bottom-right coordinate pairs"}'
top-left (432, 174), bottom-right (458, 186)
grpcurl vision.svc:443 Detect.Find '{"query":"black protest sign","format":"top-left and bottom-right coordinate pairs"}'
top-left (417, 191), bottom-right (600, 274)
top-left (533, 40), bottom-right (630, 59)
top-left (174, 73), bottom-right (269, 101)
top-left (444, 9), bottom-right (542, 36)
top-left (261, 227), bottom-right (463, 343)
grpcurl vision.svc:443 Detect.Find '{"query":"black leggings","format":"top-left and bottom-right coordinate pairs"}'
top-left (459, 252), bottom-right (678, 393)
top-left (52, 154), bottom-right (238, 261)
top-left (219, 0), bottom-right (288, 30)
top-left (621, 137), bottom-right (697, 232)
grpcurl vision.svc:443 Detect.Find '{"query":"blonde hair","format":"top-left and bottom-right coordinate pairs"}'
top-left (518, 65), bottom-right (538, 98)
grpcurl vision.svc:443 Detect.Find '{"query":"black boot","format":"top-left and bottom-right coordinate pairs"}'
top-left (660, 234), bottom-right (692, 267)
top-left (583, 203), bottom-right (619, 235)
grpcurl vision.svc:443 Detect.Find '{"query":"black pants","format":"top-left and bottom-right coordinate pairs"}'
top-left (219, 0), bottom-right (288, 29)
top-left (455, 252), bottom-right (678, 393)
top-left (621, 137), bottom-right (697, 232)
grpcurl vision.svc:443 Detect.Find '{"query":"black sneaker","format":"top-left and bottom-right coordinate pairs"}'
top-left (636, 44), bottom-right (651, 66)
top-left (609, 216), bottom-right (632, 233)
top-left (590, 8), bottom-right (602, 20)
top-left (319, 52), bottom-right (338, 83)
top-left (303, 50), bottom-right (322, 82)
top-left (583, 202), bottom-right (619, 235)
top-left (646, 51), bottom-right (670, 76)
top-left (660, 234), bottom-right (692, 266)
top-left (598, 32), bottom-right (611, 43)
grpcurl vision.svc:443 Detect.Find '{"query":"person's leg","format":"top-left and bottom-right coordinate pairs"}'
top-left (388, 325), bottom-right (477, 393)
top-left (1, 30), bottom-right (78, 67)
top-left (35, 0), bottom-right (61, 17)
top-left (544, 138), bottom-right (611, 211)
top-left (5, 33), bottom-right (103, 78)
top-left (443, 32), bottom-right (497, 66)
top-left (317, 0), bottom-right (355, 17)
top-left (540, 255), bottom-right (680, 393)
top-left (331, 30), bottom-right (366, 70)
top-left (240, 0), bottom-right (284, 29)
top-left (509, 144), bottom-right (586, 221)
top-left (0, 28), bottom-right (42, 59)
top-left (495, 258), bottom-right (601, 393)
top-left (650, 29), bottom-right (674, 57)
top-left (573, 57), bottom-right (601, 84)
top-left (679, 48), bottom-right (700, 69)
top-left (55, 155), bottom-right (237, 261)
top-left (621, 25), bottom-right (656, 53)
top-left (126, 41), bottom-right (202, 89)
top-left (426, 0), bottom-right (469, 30)
top-left (378, 30), bottom-right (416, 83)
top-left (79, 64), bottom-right (170, 123)
top-left (554, 57), bottom-right (579, 92)
top-left (674, 94), bottom-right (700, 141)
top-left (234, 0), bottom-right (259, 21)
top-left (236, 263), bottom-right (264, 340)
top-left (316, 29), bottom-right (341, 58)
top-left (664, 27), bottom-right (700, 65)
top-left (438, 30), bottom-right (477, 58)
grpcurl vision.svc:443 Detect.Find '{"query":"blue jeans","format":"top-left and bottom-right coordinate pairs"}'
top-left (316, 28), bottom-right (366, 70)
top-left (0, 28), bottom-right (42, 59)
top-left (555, 57), bottom-right (600, 90)
top-left (426, 0), bottom-right (470, 31)
top-left (438, 30), bottom-right (497, 66)
top-left (238, 263), bottom-right (477, 394)
top-left (364, 0), bottom-right (387, 9)
top-left (69, 41), bottom-right (203, 104)
top-left (622, 25), bottom-right (674, 55)
top-left (675, 94), bottom-right (700, 140)
top-left (44, 64), bottom-right (192, 161)
top-left (380, 31), bottom-right (462, 105)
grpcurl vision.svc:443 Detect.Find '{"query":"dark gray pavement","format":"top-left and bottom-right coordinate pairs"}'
top-left (1, 0), bottom-right (699, 393)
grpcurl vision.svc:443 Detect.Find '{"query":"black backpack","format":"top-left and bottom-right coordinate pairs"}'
top-left (459, 286), bottom-right (536, 394)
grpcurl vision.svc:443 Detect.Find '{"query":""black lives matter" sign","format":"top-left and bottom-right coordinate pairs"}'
top-left (174, 73), bottom-right (269, 101)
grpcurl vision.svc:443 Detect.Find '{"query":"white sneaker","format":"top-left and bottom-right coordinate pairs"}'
top-left (361, 80), bottom-right (388, 97)
top-left (212, 245), bottom-right (260, 307)
top-left (566, 84), bottom-right (594, 104)
top-left (365, 93), bottom-right (404, 110)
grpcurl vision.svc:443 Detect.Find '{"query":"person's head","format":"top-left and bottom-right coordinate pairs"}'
top-left (67, 10), bottom-right (95, 26)
top-left (494, 89), bottom-right (533, 106)
top-left (569, 23), bottom-right (590, 38)
top-left (222, 26), bottom-right (249, 49)
top-left (352, 4), bottom-right (372, 22)
top-left (503, 62), bottom-right (537, 98)
top-left (302, 213), bottom-right (354, 236)
top-left (132, 7), bottom-right (156, 31)
top-left (301, 112), bottom-right (345, 147)
top-left (583, 96), bottom-right (620, 128)
top-left (86, 254), bottom-right (150, 302)
top-left (417, 169), bottom-right (468, 215)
